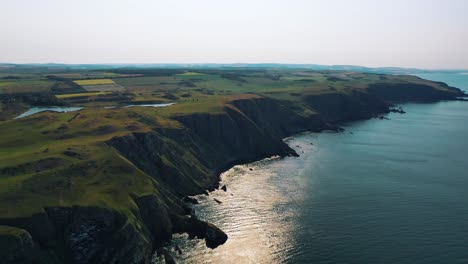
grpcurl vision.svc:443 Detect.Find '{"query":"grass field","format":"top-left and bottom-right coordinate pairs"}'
top-left (0, 80), bottom-right (52, 94)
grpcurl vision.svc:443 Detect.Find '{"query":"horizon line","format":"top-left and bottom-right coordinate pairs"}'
top-left (1, 62), bottom-right (467, 71)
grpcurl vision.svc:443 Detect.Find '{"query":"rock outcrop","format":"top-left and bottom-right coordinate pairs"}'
top-left (172, 215), bottom-right (228, 249)
top-left (0, 226), bottom-right (37, 264)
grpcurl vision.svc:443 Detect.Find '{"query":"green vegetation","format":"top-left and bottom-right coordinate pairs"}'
top-left (0, 107), bottom-right (184, 218)
top-left (0, 79), bottom-right (52, 94)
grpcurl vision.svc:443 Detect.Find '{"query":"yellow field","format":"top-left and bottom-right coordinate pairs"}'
top-left (56, 92), bottom-right (111, 99)
top-left (73, 79), bottom-right (115, 85)
top-left (177, 72), bottom-right (205, 76)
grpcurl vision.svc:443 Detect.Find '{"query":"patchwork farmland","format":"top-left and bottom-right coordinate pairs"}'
top-left (73, 78), bottom-right (125, 92)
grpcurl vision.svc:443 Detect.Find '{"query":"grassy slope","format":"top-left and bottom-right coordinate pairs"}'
top-left (0, 107), bottom-right (182, 219)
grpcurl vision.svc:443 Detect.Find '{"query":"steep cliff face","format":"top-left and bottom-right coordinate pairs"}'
top-left (0, 202), bottom-right (172, 264)
top-left (108, 97), bottom-right (305, 197)
top-left (108, 130), bottom-right (216, 195)
top-left (367, 83), bottom-right (464, 103)
top-left (304, 91), bottom-right (389, 123)
top-left (0, 226), bottom-right (36, 264)
top-left (227, 97), bottom-right (326, 137)
top-left (173, 103), bottom-right (300, 167)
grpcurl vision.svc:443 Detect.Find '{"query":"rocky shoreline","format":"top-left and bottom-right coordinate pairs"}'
top-left (1, 83), bottom-right (465, 264)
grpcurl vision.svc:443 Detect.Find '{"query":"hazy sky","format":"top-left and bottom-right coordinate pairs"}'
top-left (1, 0), bottom-right (467, 69)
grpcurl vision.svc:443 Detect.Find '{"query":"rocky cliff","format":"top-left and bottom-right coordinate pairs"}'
top-left (0, 81), bottom-right (465, 264)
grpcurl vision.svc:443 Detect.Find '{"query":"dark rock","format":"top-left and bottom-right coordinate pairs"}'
top-left (221, 185), bottom-right (227, 192)
top-left (213, 198), bottom-right (223, 204)
top-left (0, 212), bottom-right (57, 248)
top-left (174, 244), bottom-right (183, 255)
top-left (0, 226), bottom-right (37, 264)
top-left (368, 83), bottom-right (464, 102)
top-left (159, 248), bottom-right (176, 264)
top-left (172, 215), bottom-right (228, 249)
top-left (48, 206), bottom-right (151, 264)
top-left (134, 195), bottom-right (173, 247)
top-left (304, 91), bottom-right (389, 123)
top-left (183, 196), bottom-right (199, 204)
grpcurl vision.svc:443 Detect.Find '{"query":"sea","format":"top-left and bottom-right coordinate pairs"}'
top-left (159, 73), bottom-right (468, 264)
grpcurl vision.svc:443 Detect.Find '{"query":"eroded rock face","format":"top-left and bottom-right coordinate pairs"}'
top-left (1, 205), bottom-right (163, 264)
top-left (368, 83), bottom-right (464, 102)
top-left (304, 91), bottom-right (389, 123)
top-left (62, 207), bottom-right (149, 264)
top-left (0, 211), bottom-right (56, 248)
top-left (0, 226), bottom-right (36, 264)
top-left (108, 98), bottom-right (303, 197)
top-left (134, 194), bottom-right (173, 248)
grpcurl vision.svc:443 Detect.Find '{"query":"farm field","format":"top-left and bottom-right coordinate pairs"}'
top-left (1, 67), bottom-right (457, 119)
top-left (73, 79), bottom-right (115, 85)
top-left (55, 91), bottom-right (112, 99)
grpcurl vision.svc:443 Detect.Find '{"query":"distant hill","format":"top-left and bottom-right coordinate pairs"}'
top-left (1, 63), bottom-right (466, 75)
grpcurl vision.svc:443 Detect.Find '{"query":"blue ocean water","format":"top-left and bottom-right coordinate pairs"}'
top-left (165, 73), bottom-right (468, 264)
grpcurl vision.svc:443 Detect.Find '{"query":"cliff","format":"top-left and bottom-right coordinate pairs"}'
top-left (0, 78), bottom-right (465, 264)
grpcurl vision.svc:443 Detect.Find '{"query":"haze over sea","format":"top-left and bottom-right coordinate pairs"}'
top-left (161, 73), bottom-right (468, 264)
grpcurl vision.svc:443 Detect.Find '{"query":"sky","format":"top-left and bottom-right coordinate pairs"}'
top-left (1, 0), bottom-right (467, 69)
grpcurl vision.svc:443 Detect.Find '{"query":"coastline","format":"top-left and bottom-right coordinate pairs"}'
top-left (1, 78), bottom-right (466, 264)
top-left (70, 89), bottom-right (468, 262)
top-left (169, 98), bottom-right (466, 263)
